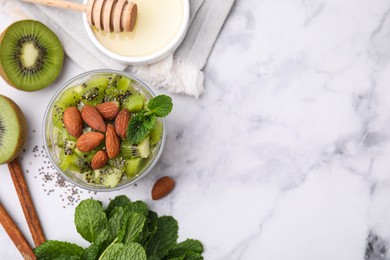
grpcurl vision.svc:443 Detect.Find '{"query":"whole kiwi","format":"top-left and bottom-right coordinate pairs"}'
top-left (0, 20), bottom-right (64, 91)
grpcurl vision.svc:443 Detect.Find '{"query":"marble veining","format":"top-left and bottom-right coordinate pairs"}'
top-left (2, 0), bottom-right (390, 259)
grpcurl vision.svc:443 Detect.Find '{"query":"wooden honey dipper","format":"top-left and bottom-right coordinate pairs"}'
top-left (22, 0), bottom-right (138, 33)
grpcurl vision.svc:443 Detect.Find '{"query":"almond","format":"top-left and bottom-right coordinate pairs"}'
top-left (63, 107), bottom-right (83, 138)
top-left (91, 150), bottom-right (108, 169)
top-left (115, 109), bottom-right (131, 138)
top-left (76, 132), bottom-right (104, 152)
top-left (95, 101), bottom-right (119, 120)
top-left (151, 176), bottom-right (175, 200)
top-left (106, 124), bottom-right (120, 158)
top-left (81, 105), bottom-right (106, 132)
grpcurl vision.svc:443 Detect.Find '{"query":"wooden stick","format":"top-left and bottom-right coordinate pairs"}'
top-left (8, 158), bottom-right (46, 247)
top-left (22, 0), bottom-right (87, 12)
top-left (0, 203), bottom-right (36, 260)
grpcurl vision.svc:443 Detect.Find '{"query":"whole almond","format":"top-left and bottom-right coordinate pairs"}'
top-left (95, 101), bottom-right (119, 120)
top-left (63, 107), bottom-right (83, 138)
top-left (115, 109), bottom-right (131, 138)
top-left (91, 150), bottom-right (109, 169)
top-left (76, 132), bottom-right (104, 152)
top-left (151, 176), bottom-right (175, 200)
top-left (106, 124), bottom-right (120, 158)
top-left (81, 105), bottom-right (106, 132)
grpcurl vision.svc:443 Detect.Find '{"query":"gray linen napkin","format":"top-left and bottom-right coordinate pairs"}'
top-left (2, 0), bottom-right (235, 97)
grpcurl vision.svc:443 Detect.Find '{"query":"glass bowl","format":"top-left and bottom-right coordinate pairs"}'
top-left (43, 70), bottom-right (165, 192)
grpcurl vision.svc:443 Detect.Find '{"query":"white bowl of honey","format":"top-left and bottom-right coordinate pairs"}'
top-left (83, 0), bottom-right (190, 65)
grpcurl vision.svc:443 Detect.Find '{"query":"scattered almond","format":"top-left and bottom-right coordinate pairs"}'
top-left (115, 109), bottom-right (131, 138)
top-left (81, 105), bottom-right (106, 132)
top-left (106, 124), bottom-right (120, 158)
top-left (95, 101), bottom-right (119, 120)
top-left (76, 132), bottom-right (104, 152)
top-left (91, 150), bottom-right (109, 169)
top-left (151, 176), bottom-right (175, 200)
top-left (63, 107), bottom-right (83, 138)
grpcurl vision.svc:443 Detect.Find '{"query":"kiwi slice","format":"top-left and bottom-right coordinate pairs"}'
top-left (89, 166), bottom-right (123, 187)
top-left (125, 158), bottom-right (143, 178)
top-left (122, 94), bottom-right (144, 112)
top-left (0, 95), bottom-right (27, 164)
top-left (105, 74), bottom-right (131, 102)
top-left (121, 136), bottom-right (150, 159)
top-left (150, 120), bottom-right (163, 145)
top-left (0, 20), bottom-right (64, 91)
top-left (80, 76), bottom-right (109, 106)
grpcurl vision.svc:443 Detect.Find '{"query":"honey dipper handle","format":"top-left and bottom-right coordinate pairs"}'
top-left (22, 0), bottom-right (87, 12)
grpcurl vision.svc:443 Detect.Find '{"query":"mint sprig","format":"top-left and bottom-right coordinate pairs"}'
top-left (126, 114), bottom-right (156, 145)
top-left (126, 95), bottom-right (173, 144)
top-left (35, 196), bottom-right (204, 260)
top-left (146, 95), bottom-right (173, 117)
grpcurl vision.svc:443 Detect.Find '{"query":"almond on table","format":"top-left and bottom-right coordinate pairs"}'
top-left (152, 176), bottom-right (175, 200)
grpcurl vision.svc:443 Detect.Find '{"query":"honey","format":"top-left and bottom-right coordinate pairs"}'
top-left (92, 0), bottom-right (184, 57)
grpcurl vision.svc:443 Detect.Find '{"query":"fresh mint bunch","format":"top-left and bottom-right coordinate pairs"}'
top-left (34, 196), bottom-right (204, 260)
top-left (126, 95), bottom-right (173, 144)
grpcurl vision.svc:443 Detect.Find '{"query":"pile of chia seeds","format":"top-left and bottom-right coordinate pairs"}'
top-left (22, 143), bottom-right (97, 208)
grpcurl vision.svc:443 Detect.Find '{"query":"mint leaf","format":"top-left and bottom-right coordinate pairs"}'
top-left (34, 240), bottom-right (84, 260)
top-left (168, 257), bottom-right (185, 260)
top-left (106, 195), bottom-right (131, 216)
top-left (100, 243), bottom-right (147, 260)
top-left (184, 252), bottom-right (203, 260)
top-left (147, 95), bottom-right (173, 117)
top-left (124, 201), bottom-right (149, 216)
top-left (167, 239), bottom-right (204, 258)
top-left (139, 211), bottom-right (158, 247)
top-left (146, 216), bottom-right (178, 258)
top-left (126, 113), bottom-right (156, 144)
top-left (52, 256), bottom-right (79, 260)
top-left (119, 201), bottom-right (149, 242)
top-left (99, 243), bottom-right (126, 260)
top-left (81, 229), bottom-right (110, 260)
top-left (107, 206), bottom-right (126, 242)
top-left (75, 199), bottom-right (107, 243)
top-left (116, 243), bottom-right (147, 260)
top-left (119, 212), bottom-right (146, 244)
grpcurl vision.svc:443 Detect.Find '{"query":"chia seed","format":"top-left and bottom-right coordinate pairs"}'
top-left (26, 144), bottom-right (98, 208)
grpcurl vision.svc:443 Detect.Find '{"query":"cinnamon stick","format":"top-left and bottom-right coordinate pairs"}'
top-left (7, 158), bottom-right (46, 247)
top-left (0, 203), bottom-right (36, 260)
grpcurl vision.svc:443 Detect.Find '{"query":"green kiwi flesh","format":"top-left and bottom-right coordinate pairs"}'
top-left (0, 20), bottom-right (64, 91)
top-left (0, 95), bottom-right (27, 164)
top-left (105, 74), bottom-right (131, 102)
top-left (80, 76), bottom-right (109, 106)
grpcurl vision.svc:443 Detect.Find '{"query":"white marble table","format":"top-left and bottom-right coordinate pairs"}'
top-left (2, 0), bottom-right (390, 259)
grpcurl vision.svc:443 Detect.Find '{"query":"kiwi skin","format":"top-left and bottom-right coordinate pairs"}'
top-left (0, 95), bottom-right (27, 164)
top-left (0, 31), bottom-right (13, 88)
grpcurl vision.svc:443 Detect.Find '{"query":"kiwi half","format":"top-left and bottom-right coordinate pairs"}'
top-left (0, 20), bottom-right (64, 91)
top-left (0, 95), bottom-right (27, 164)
